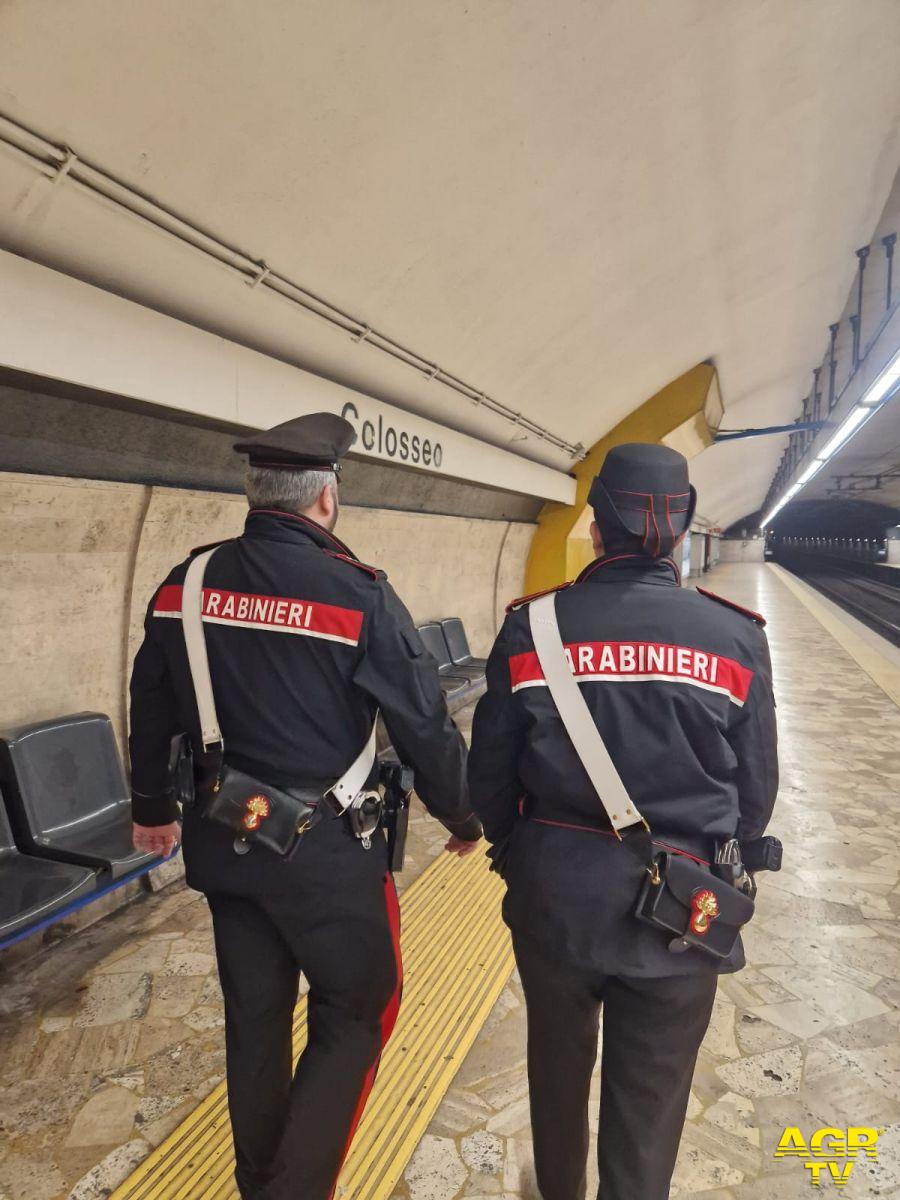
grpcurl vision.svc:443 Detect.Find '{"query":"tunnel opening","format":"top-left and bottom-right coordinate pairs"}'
top-left (767, 498), bottom-right (900, 644)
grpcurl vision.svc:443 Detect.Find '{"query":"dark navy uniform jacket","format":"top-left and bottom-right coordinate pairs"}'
top-left (129, 508), bottom-right (480, 842)
top-left (468, 553), bottom-right (778, 976)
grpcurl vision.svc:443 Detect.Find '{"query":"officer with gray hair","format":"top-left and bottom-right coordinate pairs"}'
top-left (130, 412), bottom-right (481, 1200)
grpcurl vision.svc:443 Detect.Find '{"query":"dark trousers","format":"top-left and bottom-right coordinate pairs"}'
top-left (514, 935), bottom-right (717, 1200)
top-left (198, 823), bottom-right (402, 1200)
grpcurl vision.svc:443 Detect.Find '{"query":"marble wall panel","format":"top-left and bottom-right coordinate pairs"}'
top-left (0, 473), bottom-right (148, 747)
top-left (1, 471), bottom-right (535, 757)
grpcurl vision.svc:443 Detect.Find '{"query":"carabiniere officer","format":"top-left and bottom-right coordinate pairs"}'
top-left (468, 443), bottom-right (778, 1200)
top-left (129, 412), bottom-right (482, 1200)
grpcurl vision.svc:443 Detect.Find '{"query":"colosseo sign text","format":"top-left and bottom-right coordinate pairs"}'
top-left (340, 401), bottom-right (443, 469)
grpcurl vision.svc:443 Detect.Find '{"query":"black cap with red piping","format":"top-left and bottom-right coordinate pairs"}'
top-left (587, 443), bottom-right (697, 559)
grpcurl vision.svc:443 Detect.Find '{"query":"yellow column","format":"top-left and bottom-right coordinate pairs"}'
top-left (525, 363), bottom-right (723, 593)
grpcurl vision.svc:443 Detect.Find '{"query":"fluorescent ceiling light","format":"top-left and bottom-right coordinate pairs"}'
top-left (761, 491), bottom-right (795, 525)
top-left (796, 458), bottom-right (825, 487)
top-left (859, 346), bottom-right (900, 406)
top-left (760, 340), bottom-right (898, 529)
top-left (817, 405), bottom-right (870, 459)
top-left (760, 503), bottom-right (785, 527)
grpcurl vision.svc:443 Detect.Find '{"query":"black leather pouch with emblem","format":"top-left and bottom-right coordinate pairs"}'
top-left (635, 850), bottom-right (755, 959)
top-left (201, 767), bottom-right (320, 857)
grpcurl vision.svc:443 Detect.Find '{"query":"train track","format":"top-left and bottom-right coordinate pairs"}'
top-left (794, 566), bottom-right (900, 647)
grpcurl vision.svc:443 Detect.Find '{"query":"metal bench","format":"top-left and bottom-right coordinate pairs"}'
top-left (440, 617), bottom-right (487, 675)
top-left (0, 712), bottom-right (159, 882)
top-left (415, 622), bottom-right (479, 703)
top-left (0, 787), bottom-right (96, 947)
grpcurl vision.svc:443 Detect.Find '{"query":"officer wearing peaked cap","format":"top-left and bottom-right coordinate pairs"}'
top-left (232, 409), bottom-right (357, 469)
top-left (129, 412), bottom-right (482, 1200)
top-left (469, 443), bottom-right (778, 1200)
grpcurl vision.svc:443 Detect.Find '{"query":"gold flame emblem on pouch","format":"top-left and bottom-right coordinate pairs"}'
top-left (242, 794), bottom-right (271, 831)
top-left (689, 888), bottom-right (719, 936)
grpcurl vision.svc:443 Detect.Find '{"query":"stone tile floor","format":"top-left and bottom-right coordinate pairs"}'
top-left (1, 564), bottom-right (899, 1199)
top-left (386, 564), bottom-right (900, 1200)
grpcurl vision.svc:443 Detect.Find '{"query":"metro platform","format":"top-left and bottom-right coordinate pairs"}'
top-left (0, 563), bottom-right (899, 1200)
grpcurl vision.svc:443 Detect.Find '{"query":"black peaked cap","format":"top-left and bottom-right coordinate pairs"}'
top-left (598, 442), bottom-right (690, 494)
top-left (588, 442), bottom-right (697, 557)
top-left (234, 412), bottom-right (357, 470)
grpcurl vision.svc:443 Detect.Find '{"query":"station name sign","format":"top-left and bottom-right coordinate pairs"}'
top-left (331, 391), bottom-right (574, 502)
top-left (340, 401), bottom-right (443, 470)
top-left (1, 249), bottom-right (576, 506)
top-left (331, 393), bottom-right (575, 502)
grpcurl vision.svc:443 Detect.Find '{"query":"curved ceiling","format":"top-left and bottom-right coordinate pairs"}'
top-left (1, 0), bottom-right (900, 527)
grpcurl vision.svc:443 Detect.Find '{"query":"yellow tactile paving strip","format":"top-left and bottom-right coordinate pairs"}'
top-left (110, 849), bottom-right (513, 1200)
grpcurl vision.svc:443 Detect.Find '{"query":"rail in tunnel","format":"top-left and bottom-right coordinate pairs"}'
top-left (775, 548), bottom-right (900, 646)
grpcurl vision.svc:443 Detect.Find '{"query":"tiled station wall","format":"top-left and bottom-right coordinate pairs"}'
top-left (0, 471), bottom-right (533, 753)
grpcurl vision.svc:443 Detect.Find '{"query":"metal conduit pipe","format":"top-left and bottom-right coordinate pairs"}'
top-left (0, 111), bottom-right (585, 461)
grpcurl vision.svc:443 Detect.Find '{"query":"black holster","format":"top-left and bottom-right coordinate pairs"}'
top-left (381, 761), bottom-right (413, 873)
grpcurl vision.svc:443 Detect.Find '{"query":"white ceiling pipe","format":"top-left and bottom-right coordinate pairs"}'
top-left (0, 111), bottom-right (585, 460)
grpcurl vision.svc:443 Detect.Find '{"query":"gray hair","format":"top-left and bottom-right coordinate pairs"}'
top-left (245, 465), bottom-right (337, 514)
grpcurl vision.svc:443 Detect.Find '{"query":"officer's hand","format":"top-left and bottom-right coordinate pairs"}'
top-left (444, 835), bottom-right (480, 857)
top-left (133, 821), bottom-right (181, 859)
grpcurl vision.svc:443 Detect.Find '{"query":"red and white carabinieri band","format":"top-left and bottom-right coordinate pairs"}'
top-left (508, 640), bottom-right (753, 707)
top-left (153, 585), bottom-right (364, 647)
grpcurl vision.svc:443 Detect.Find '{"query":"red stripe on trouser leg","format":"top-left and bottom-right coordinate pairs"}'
top-left (328, 874), bottom-right (403, 1199)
